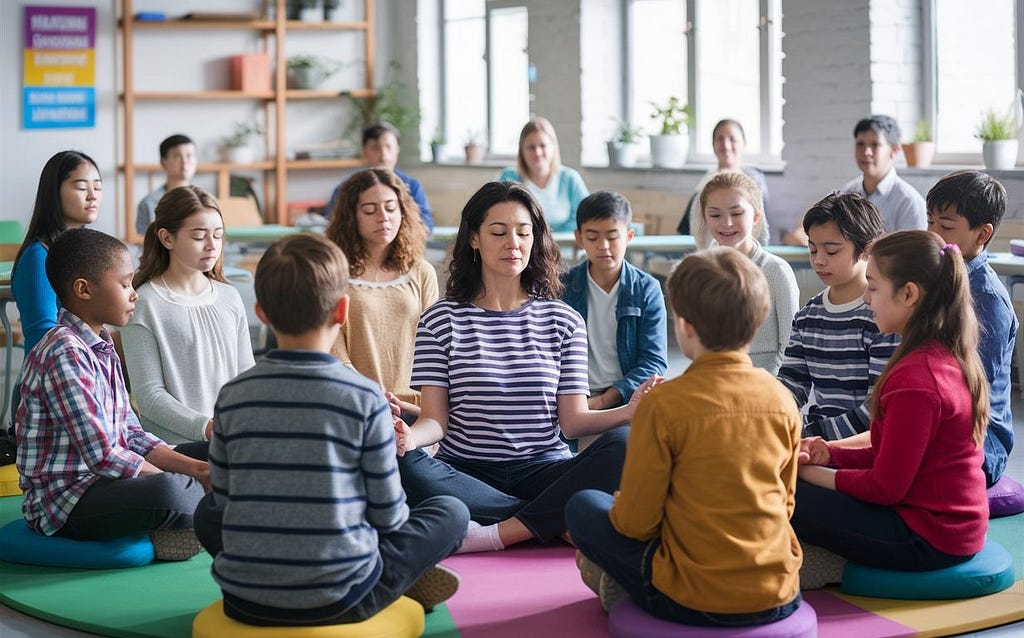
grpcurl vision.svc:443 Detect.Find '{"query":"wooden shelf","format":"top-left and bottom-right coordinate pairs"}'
top-left (285, 20), bottom-right (369, 30)
top-left (286, 159), bottom-right (363, 170)
top-left (127, 161), bottom-right (277, 172)
top-left (128, 19), bottom-right (276, 30)
top-left (286, 88), bottom-right (375, 99)
top-left (129, 90), bottom-right (276, 100)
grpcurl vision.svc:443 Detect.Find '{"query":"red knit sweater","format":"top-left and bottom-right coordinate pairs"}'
top-left (829, 341), bottom-right (987, 557)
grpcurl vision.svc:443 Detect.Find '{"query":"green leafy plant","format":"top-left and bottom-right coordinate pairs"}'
top-left (649, 97), bottom-right (691, 135)
top-left (975, 106), bottom-right (1018, 141)
top-left (222, 121), bottom-right (263, 148)
top-left (912, 119), bottom-right (932, 143)
top-left (286, 54), bottom-right (335, 72)
top-left (323, 0), bottom-right (340, 9)
top-left (430, 129), bottom-right (446, 146)
top-left (610, 119), bottom-right (644, 144)
top-left (343, 61), bottom-right (420, 141)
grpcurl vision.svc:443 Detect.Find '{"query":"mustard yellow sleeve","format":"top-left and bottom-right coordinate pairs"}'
top-left (609, 397), bottom-right (673, 540)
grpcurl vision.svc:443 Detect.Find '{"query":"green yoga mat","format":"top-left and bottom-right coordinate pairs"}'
top-left (0, 496), bottom-right (460, 638)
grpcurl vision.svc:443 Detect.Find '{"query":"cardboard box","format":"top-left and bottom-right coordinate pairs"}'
top-left (230, 53), bottom-right (270, 92)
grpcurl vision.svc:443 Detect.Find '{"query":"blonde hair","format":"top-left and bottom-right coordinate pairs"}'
top-left (693, 171), bottom-right (768, 250)
top-left (516, 117), bottom-right (562, 180)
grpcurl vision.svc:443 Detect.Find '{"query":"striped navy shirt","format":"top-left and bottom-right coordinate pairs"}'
top-left (412, 299), bottom-right (590, 462)
top-left (778, 290), bottom-right (900, 440)
top-left (207, 350), bottom-right (407, 610)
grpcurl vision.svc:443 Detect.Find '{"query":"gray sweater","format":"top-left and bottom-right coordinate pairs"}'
top-left (208, 350), bottom-right (409, 610)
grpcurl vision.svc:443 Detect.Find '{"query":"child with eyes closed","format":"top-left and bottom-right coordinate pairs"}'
top-left (695, 171), bottom-right (799, 374)
top-left (120, 186), bottom-right (255, 450)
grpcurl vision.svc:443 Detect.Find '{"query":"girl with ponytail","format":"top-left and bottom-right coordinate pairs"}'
top-left (791, 230), bottom-right (989, 587)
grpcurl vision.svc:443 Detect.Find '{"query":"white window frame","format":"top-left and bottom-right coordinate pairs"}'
top-left (922, 0), bottom-right (1024, 166)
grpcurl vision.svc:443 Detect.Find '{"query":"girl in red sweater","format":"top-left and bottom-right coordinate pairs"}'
top-left (792, 230), bottom-right (989, 586)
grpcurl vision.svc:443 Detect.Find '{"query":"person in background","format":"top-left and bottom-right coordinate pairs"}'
top-left (498, 117), bottom-right (589, 233)
top-left (136, 134), bottom-right (197, 236)
top-left (680, 119), bottom-right (770, 247)
top-left (326, 123), bottom-right (434, 236)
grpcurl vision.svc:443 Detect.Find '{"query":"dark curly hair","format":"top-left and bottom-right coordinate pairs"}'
top-left (446, 181), bottom-right (563, 302)
top-left (325, 168), bottom-right (426, 277)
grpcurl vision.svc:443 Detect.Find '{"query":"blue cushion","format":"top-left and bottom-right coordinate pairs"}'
top-left (0, 519), bottom-right (154, 569)
top-left (988, 476), bottom-right (1024, 518)
top-left (840, 538), bottom-right (1014, 600)
top-left (608, 598), bottom-right (817, 637)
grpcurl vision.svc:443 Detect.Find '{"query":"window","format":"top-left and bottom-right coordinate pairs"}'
top-left (433, 1), bottom-right (530, 159)
top-left (588, 0), bottom-right (783, 165)
top-left (925, 0), bottom-right (1022, 162)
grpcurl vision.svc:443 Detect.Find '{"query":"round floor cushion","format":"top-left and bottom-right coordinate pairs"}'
top-left (840, 538), bottom-right (1014, 600)
top-left (0, 519), bottom-right (154, 568)
top-left (192, 596), bottom-right (425, 638)
top-left (608, 598), bottom-right (817, 638)
top-left (0, 464), bottom-right (21, 497)
top-left (988, 476), bottom-right (1024, 518)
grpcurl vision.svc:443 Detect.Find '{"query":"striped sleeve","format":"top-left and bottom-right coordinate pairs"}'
top-left (362, 401), bottom-right (409, 533)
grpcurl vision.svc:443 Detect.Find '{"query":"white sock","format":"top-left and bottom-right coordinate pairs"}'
top-left (456, 522), bottom-right (505, 554)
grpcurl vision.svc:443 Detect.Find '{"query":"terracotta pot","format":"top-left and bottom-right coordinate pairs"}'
top-left (464, 144), bottom-right (485, 165)
top-left (903, 142), bottom-right (935, 168)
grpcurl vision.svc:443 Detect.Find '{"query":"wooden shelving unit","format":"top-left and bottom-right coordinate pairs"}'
top-left (117, 0), bottom-right (375, 241)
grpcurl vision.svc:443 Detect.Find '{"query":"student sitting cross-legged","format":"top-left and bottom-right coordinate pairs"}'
top-left (15, 228), bottom-right (207, 559)
top-left (566, 246), bottom-right (804, 626)
top-left (193, 233), bottom-right (468, 627)
top-left (778, 193), bottom-right (899, 441)
top-left (560, 191), bottom-right (668, 449)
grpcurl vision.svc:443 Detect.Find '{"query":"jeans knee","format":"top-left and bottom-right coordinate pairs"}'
top-left (565, 489), bottom-right (609, 531)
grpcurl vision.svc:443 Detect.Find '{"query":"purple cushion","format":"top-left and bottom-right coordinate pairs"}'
top-left (988, 476), bottom-right (1024, 518)
top-left (608, 598), bottom-right (816, 638)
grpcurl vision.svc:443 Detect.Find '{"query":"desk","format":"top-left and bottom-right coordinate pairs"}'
top-left (1, 261), bottom-right (12, 425)
top-left (226, 224), bottom-right (303, 245)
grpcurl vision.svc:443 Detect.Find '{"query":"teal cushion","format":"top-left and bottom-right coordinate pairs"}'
top-left (840, 538), bottom-right (1014, 600)
top-left (0, 519), bottom-right (154, 569)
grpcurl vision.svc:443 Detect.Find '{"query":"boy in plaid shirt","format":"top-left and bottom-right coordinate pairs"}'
top-left (16, 228), bottom-right (207, 559)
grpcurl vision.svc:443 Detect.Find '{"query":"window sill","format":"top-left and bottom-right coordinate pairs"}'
top-left (900, 164), bottom-right (1024, 177)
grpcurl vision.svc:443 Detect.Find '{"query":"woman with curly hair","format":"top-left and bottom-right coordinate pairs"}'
top-left (393, 181), bottom-right (659, 553)
top-left (325, 168), bottom-right (436, 411)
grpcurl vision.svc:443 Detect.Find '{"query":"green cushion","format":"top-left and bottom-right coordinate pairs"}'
top-left (840, 538), bottom-right (1014, 600)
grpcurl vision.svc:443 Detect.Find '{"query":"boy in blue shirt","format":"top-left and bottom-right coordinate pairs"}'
top-left (193, 233), bottom-right (468, 626)
top-left (561, 191), bottom-right (667, 441)
top-left (924, 170), bottom-right (1016, 486)
top-left (778, 193), bottom-right (899, 440)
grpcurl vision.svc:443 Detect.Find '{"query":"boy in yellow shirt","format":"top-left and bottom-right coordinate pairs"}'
top-left (566, 246), bottom-right (803, 627)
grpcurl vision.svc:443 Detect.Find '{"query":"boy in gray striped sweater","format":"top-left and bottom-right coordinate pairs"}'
top-left (193, 233), bottom-right (468, 627)
top-left (778, 193), bottom-right (899, 440)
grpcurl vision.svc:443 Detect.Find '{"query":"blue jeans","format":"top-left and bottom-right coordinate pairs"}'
top-left (399, 427), bottom-right (629, 541)
top-left (194, 494), bottom-right (469, 625)
top-left (791, 480), bottom-right (974, 571)
top-left (566, 490), bottom-right (802, 627)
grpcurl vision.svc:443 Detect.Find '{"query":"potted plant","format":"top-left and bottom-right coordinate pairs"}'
top-left (289, 0), bottom-right (322, 23)
top-left (464, 130), bottom-right (486, 165)
top-left (606, 119), bottom-right (644, 168)
top-left (975, 102), bottom-right (1020, 171)
top-left (323, 0), bottom-right (342, 21)
top-left (903, 119), bottom-right (935, 168)
top-left (430, 130), bottom-right (446, 163)
top-left (220, 121), bottom-right (263, 164)
top-left (286, 55), bottom-right (340, 90)
top-left (343, 62), bottom-right (420, 143)
top-left (648, 96), bottom-right (690, 168)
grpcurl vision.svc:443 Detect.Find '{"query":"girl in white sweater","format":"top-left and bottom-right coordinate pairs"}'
top-left (122, 186), bottom-right (255, 444)
top-left (699, 171), bottom-right (799, 374)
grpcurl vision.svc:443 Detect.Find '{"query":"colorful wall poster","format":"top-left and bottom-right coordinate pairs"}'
top-left (23, 6), bottom-right (97, 129)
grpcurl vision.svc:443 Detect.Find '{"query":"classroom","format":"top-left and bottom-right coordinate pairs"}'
top-left (1, 1), bottom-right (1023, 637)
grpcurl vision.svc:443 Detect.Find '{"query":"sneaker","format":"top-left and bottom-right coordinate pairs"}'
top-left (598, 572), bottom-right (626, 612)
top-left (149, 528), bottom-right (203, 561)
top-left (575, 550), bottom-right (603, 596)
top-left (406, 565), bottom-right (461, 612)
top-left (799, 542), bottom-right (846, 589)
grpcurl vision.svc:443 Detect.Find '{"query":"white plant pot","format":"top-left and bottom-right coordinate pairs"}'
top-left (299, 7), bottom-right (323, 23)
top-left (649, 133), bottom-right (688, 169)
top-left (607, 141), bottom-right (641, 168)
top-left (222, 145), bottom-right (256, 164)
top-left (982, 140), bottom-right (1019, 171)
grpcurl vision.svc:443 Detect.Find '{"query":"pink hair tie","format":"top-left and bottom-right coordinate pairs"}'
top-left (941, 242), bottom-right (961, 256)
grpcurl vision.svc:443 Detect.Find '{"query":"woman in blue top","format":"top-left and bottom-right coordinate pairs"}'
top-left (394, 181), bottom-right (658, 554)
top-left (497, 117), bottom-right (589, 232)
top-left (13, 150), bottom-right (103, 354)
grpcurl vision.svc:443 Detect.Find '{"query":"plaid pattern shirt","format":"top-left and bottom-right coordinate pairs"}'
top-left (16, 309), bottom-right (164, 535)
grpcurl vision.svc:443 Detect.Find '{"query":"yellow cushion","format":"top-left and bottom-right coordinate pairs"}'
top-left (0, 464), bottom-right (21, 496)
top-left (192, 596), bottom-right (425, 638)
